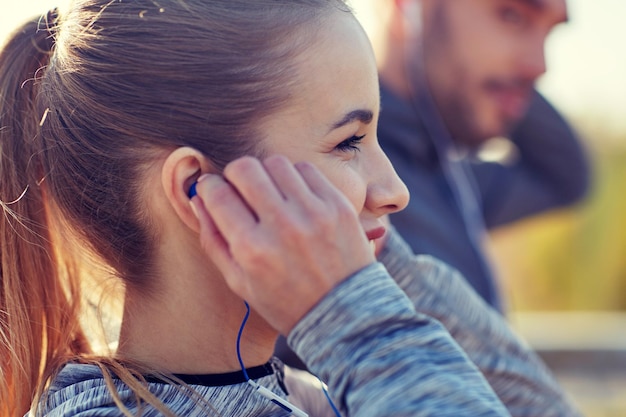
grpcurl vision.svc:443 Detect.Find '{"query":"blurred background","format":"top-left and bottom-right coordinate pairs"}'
top-left (489, 2), bottom-right (626, 414)
top-left (2, 0), bottom-right (625, 415)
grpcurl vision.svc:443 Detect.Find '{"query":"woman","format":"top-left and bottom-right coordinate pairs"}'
top-left (0, 1), bottom-right (577, 416)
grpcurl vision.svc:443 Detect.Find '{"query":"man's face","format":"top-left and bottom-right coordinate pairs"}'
top-left (420, 0), bottom-right (568, 146)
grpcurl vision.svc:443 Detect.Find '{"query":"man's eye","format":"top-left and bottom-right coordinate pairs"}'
top-left (499, 6), bottom-right (526, 26)
top-left (335, 134), bottom-right (365, 153)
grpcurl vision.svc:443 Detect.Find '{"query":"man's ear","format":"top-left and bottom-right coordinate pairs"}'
top-left (395, 0), bottom-right (423, 40)
top-left (161, 147), bottom-right (216, 232)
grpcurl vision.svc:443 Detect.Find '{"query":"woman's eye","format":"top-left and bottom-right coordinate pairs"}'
top-left (335, 134), bottom-right (365, 153)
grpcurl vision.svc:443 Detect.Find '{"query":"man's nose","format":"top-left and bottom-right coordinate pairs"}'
top-left (520, 35), bottom-right (547, 81)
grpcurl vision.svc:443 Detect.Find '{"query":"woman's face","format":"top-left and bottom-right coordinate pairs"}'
top-left (259, 11), bottom-right (409, 243)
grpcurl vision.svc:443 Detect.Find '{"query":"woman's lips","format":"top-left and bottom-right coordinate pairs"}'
top-left (365, 226), bottom-right (386, 242)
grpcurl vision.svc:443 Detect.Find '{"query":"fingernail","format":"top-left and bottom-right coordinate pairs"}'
top-left (197, 173), bottom-right (211, 183)
top-left (188, 174), bottom-right (213, 199)
top-left (190, 198), bottom-right (200, 219)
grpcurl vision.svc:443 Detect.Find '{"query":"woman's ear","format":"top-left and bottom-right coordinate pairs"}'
top-left (161, 147), bottom-right (215, 232)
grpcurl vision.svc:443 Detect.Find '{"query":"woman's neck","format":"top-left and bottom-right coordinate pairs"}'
top-left (116, 240), bottom-right (278, 375)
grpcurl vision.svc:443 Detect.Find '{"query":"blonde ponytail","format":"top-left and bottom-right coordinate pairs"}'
top-left (0, 16), bottom-right (89, 417)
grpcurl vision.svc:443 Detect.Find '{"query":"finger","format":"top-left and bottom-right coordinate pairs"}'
top-left (295, 161), bottom-right (351, 206)
top-left (223, 157), bottom-right (287, 216)
top-left (191, 196), bottom-right (229, 259)
top-left (263, 155), bottom-right (312, 203)
top-left (190, 196), bottom-right (248, 289)
top-left (194, 174), bottom-right (257, 239)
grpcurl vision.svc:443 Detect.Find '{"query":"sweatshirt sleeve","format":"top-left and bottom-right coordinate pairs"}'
top-left (378, 227), bottom-right (582, 417)
top-left (287, 262), bottom-right (511, 417)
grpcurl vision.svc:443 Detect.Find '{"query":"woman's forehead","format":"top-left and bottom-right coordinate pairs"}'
top-left (284, 11), bottom-right (380, 123)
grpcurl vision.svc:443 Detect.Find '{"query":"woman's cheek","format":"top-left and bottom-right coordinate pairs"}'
top-left (344, 177), bottom-right (368, 214)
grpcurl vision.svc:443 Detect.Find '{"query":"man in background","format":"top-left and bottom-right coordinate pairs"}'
top-left (353, 0), bottom-right (590, 312)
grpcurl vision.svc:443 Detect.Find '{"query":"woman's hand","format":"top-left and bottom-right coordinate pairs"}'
top-left (190, 155), bottom-right (375, 335)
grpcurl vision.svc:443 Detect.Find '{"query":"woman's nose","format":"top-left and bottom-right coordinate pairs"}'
top-left (365, 149), bottom-right (410, 216)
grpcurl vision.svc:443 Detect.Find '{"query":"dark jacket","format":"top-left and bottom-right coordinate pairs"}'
top-left (379, 85), bottom-right (590, 311)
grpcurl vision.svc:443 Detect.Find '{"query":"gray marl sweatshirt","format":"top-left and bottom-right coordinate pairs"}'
top-left (34, 229), bottom-right (579, 417)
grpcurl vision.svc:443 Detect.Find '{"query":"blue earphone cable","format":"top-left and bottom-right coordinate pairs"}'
top-left (236, 301), bottom-right (340, 416)
top-left (236, 301), bottom-right (252, 381)
top-left (320, 378), bottom-right (342, 417)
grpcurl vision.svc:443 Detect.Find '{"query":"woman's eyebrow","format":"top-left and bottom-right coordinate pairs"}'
top-left (329, 109), bottom-right (374, 132)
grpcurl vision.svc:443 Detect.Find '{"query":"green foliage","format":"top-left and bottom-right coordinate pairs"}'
top-left (492, 146), bottom-right (626, 311)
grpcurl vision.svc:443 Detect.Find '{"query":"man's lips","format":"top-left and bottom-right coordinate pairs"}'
top-left (484, 80), bottom-right (534, 121)
top-left (491, 88), bottom-right (531, 120)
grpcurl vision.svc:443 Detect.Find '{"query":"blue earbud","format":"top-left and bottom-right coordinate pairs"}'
top-left (188, 182), bottom-right (198, 199)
